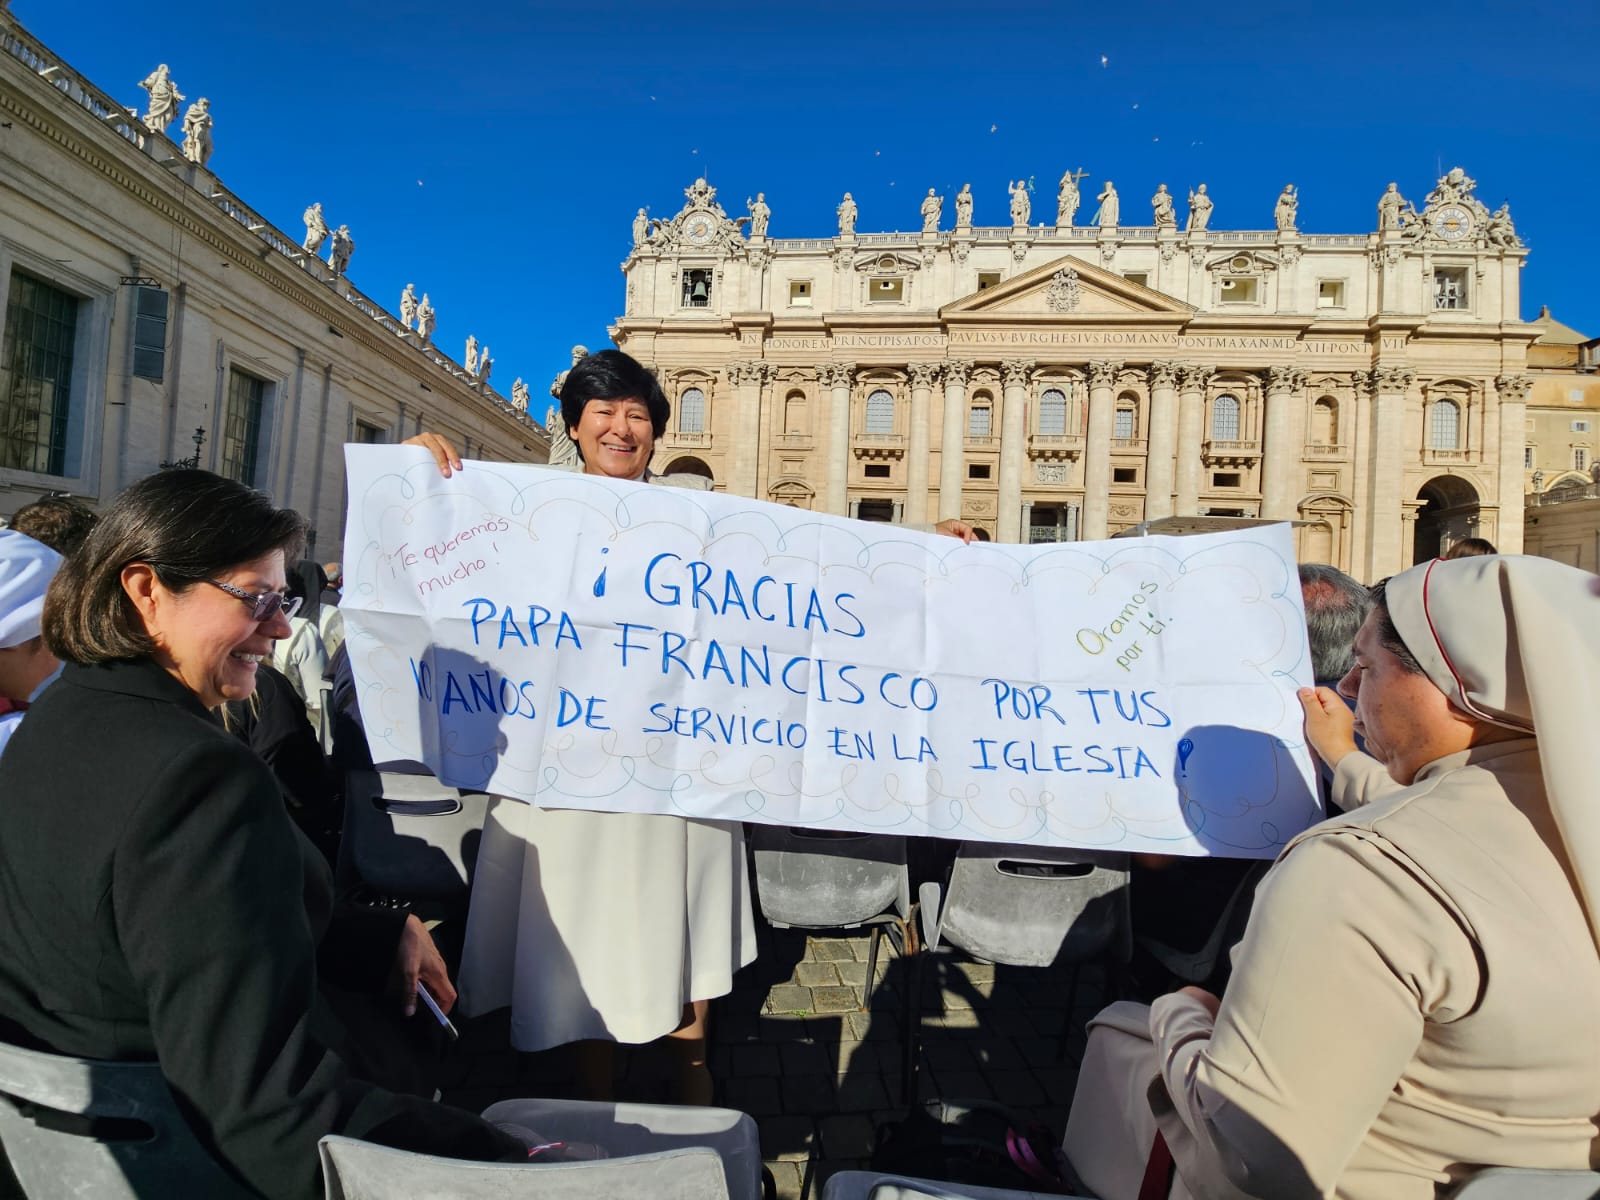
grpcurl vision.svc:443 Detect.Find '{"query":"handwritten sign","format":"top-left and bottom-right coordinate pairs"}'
top-left (341, 446), bottom-right (1320, 857)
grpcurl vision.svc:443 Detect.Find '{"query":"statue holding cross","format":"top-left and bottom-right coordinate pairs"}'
top-left (1058, 168), bottom-right (1088, 228)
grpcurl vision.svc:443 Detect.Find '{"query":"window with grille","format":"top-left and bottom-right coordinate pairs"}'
top-left (355, 420), bottom-right (386, 444)
top-left (132, 286), bottom-right (168, 382)
top-left (1114, 408), bottom-right (1135, 440)
top-left (1038, 388), bottom-right (1067, 435)
top-left (968, 403), bottom-right (991, 437)
top-left (220, 368), bottom-right (266, 485)
top-left (864, 389), bottom-right (894, 435)
top-left (1577, 449), bottom-right (1589, 473)
top-left (1524, 446), bottom-right (1534, 469)
top-left (678, 387), bottom-right (706, 433)
top-left (0, 270), bottom-right (80, 476)
top-left (1433, 268), bottom-right (1468, 311)
top-left (1431, 399), bottom-right (1460, 450)
top-left (1211, 394), bottom-right (1240, 440)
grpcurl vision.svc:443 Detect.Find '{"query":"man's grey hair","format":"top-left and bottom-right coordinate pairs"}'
top-left (1298, 563), bottom-right (1371, 683)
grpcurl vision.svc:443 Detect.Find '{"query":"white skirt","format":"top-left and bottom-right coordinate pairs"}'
top-left (457, 797), bottom-right (757, 1051)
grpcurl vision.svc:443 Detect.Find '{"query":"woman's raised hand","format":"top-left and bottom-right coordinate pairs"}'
top-left (402, 432), bottom-right (463, 478)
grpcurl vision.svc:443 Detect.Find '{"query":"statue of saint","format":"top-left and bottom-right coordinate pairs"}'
top-left (1377, 182), bottom-right (1406, 232)
top-left (328, 225), bottom-right (354, 276)
top-left (399, 283), bottom-right (418, 331)
top-left (747, 192), bottom-right (771, 238)
top-left (302, 203), bottom-right (330, 254)
top-left (1151, 183), bottom-right (1176, 230)
top-left (837, 192), bottom-right (857, 237)
top-left (179, 97), bottom-right (212, 166)
top-left (1186, 183), bottom-right (1213, 232)
top-left (1274, 184), bottom-right (1299, 232)
top-left (632, 207), bottom-right (649, 247)
top-left (138, 64), bottom-right (184, 133)
top-left (415, 294), bottom-right (435, 343)
top-left (546, 406), bottom-right (581, 468)
top-left (1486, 204), bottom-right (1520, 248)
top-left (1008, 179), bottom-right (1031, 226)
top-left (464, 335), bottom-right (479, 376)
top-left (511, 379), bottom-right (529, 412)
top-left (920, 188), bottom-right (942, 234)
top-left (478, 347), bottom-right (493, 383)
top-left (1057, 170), bottom-right (1081, 227)
top-left (955, 183), bottom-right (973, 230)
top-left (550, 345), bottom-right (590, 399)
top-left (1092, 181), bottom-right (1119, 228)
top-left (1426, 167), bottom-right (1476, 209)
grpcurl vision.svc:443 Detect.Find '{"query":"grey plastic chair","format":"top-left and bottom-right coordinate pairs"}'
top-left (1445, 1168), bottom-right (1600, 1199)
top-left (822, 1170), bottom-right (1089, 1198)
top-left (0, 1039), bottom-right (255, 1198)
top-left (321, 1097), bottom-right (762, 1199)
top-left (341, 761), bottom-right (491, 902)
top-left (1135, 859), bottom-right (1268, 988)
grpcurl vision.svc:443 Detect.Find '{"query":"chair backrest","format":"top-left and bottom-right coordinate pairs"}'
top-left (319, 1134), bottom-right (732, 1199)
top-left (748, 826), bottom-right (910, 929)
top-left (341, 763), bottom-right (491, 901)
top-left (1444, 1167), bottom-right (1600, 1199)
top-left (822, 1169), bottom-right (1080, 1198)
top-left (933, 844), bottom-right (1130, 968)
top-left (0, 1040), bottom-right (254, 1198)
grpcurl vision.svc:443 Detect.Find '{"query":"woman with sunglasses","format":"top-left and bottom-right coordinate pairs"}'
top-left (0, 470), bottom-right (526, 1197)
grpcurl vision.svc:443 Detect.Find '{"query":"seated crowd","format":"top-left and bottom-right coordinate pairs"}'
top-left (0, 348), bottom-right (1595, 1200)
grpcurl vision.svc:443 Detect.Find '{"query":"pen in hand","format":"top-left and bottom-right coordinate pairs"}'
top-left (415, 981), bottom-right (459, 1041)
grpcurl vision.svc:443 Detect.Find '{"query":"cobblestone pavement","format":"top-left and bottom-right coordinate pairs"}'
top-left (441, 922), bottom-right (1110, 1198)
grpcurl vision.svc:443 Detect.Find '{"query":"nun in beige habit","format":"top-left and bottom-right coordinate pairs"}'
top-left (1064, 554), bottom-right (1600, 1200)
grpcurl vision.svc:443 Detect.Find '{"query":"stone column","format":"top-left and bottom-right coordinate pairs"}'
top-left (938, 360), bottom-right (973, 521)
top-left (1175, 363), bottom-right (1213, 515)
top-left (1495, 373), bottom-right (1531, 554)
top-left (820, 362), bottom-right (855, 516)
top-left (997, 358), bottom-right (1035, 543)
top-left (1082, 360), bottom-right (1121, 540)
top-left (1144, 361), bottom-right (1179, 520)
top-left (906, 362), bottom-right (941, 527)
top-left (727, 360), bottom-right (765, 498)
top-left (1261, 365), bottom-right (1307, 522)
top-left (1359, 366), bottom-right (1415, 580)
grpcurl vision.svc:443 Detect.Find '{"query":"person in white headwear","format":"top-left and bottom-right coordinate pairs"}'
top-left (1064, 554), bottom-right (1600, 1200)
top-left (0, 530), bottom-right (63, 758)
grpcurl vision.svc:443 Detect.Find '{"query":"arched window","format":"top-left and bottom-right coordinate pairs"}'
top-left (1211, 394), bottom-right (1240, 440)
top-left (1038, 388), bottom-right (1067, 435)
top-left (678, 387), bottom-right (705, 433)
top-left (783, 388), bottom-right (807, 434)
top-left (865, 389), bottom-right (894, 435)
top-left (1431, 399), bottom-right (1460, 449)
top-left (1311, 397), bottom-right (1338, 446)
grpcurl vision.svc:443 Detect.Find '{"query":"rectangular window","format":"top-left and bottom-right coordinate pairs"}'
top-left (1114, 409), bottom-right (1135, 440)
top-left (1572, 420), bottom-right (1591, 433)
top-left (977, 272), bottom-right (1002, 291)
top-left (354, 420), bottom-right (386, 444)
top-left (1213, 472), bottom-right (1242, 489)
top-left (132, 285), bottom-right (168, 382)
top-left (1525, 446), bottom-right (1535, 469)
top-left (857, 499), bottom-right (895, 522)
top-left (220, 368), bottom-right (265, 486)
top-left (678, 386), bottom-right (706, 433)
top-left (1316, 279), bottom-right (1346, 309)
top-left (863, 463), bottom-right (890, 479)
top-left (1112, 467), bottom-right (1138, 484)
top-left (0, 270), bottom-right (80, 476)
top-left (967, 463), bottom-right (991, 480)
top-left (967, 405), bottom-right (991, 437)
top-left (870, 277), bottom-right (904, 302)
top-left (1124, 272), bottom-right (1149, 288)
top-left (1577, 449), bottom-right (1589, 473)
top-left (681, 269), bottom-right (713, 308)
top-left (788, 280), bottom-right (812, 307)
top-left (1433, 268), bottom-right (1468, 311)
top-left (1218, 277), bottom-right (1258, 304)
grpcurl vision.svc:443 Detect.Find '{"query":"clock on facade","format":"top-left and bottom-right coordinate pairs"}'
top-left (1431, 204), bottom-right (1473, 242)
top-left (682, 213), bottom-right (717, 246)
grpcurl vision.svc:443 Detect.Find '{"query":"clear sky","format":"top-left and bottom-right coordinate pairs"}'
top-left (18, 0), bottom-right (1600, 407)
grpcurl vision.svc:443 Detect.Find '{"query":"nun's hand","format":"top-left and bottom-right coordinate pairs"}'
top-left (934, 518), bottom-right (976, 543)
top-left (1300, 686), bottom-right (1358, 771)
top-left (402, 432), bottom-right (463, 478)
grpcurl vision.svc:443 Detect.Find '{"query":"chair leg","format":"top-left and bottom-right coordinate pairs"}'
top-left (1057, 963), bottom-right (1083, 1063)
top-left (862, 925), bottom-right (883, 1010)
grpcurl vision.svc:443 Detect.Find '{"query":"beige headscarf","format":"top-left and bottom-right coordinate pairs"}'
top-left (1386, 553), bottom-right (1600, 949)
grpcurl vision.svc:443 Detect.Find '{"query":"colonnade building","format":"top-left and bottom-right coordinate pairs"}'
top-left (612, 174), bottom-right (1536, 581)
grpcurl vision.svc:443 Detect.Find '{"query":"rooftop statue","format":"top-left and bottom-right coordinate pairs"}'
top-left (1151, 183), bottom-right (1176, 230)
top-left (545, 405), bottom-right (581, 467)
top-left (328, 225), bottom-right (354, 276)
top-left (837, 192), bottom-right (857, 237)
top-left (920, 188), bottom-right (942, 234)
top-left (1092, 181), bottom-right (1119, 228)
top-left (632, 207), bottom-right (650, 247)
top-left (464, 335), bottom-right (479, 376)
top-left (1486, 204), bottom-right (1521, 248)
top-left (1008, 179), bottom-right (1031, 226)
top-left (138, 63), bottom-right (184, 134)
top-left (1377, 182), bottom-right (1407, 231)
top-left (1274, 184), bottom-right (1299, 232)
top-left (1426, 167), bottom-right (1478, 208)
top-left (748, 192), bottom-right (770, 238)
top-left (415, 294), bottom-right (435, 343)
top-left (399, 284), bottom-right (418, 331)
top-left (1057, 169), bottom-right (1084, 227)
top-left (302, 202), bottom-right (330, 254)
top-left (511, 379), bottom-right (529, 412)
top-left (179, 97), bottom-right (212, 166)
top-left (955, 183), bottom-right (973, 230)
top-left (1186, 183), bottom-right (1212, 232)
top-left (478, 347), bottom-right (493, 383)
top-left (550, 344), bottom-right (589, 399)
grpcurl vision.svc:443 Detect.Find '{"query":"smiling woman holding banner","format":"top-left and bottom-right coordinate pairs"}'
top-left (1063, 554), bottom-right (1600, 1199)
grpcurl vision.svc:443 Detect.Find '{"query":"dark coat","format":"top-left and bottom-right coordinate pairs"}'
top-left (0, 658), bottom-right (520, 1198)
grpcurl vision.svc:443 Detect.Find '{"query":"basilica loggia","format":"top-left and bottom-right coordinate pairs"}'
top-left (611, 172), bottom-right (1534, 581)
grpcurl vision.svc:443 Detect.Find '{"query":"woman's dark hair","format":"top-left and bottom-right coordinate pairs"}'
top-left (1441, 537), bottom-right (1497, 559)
top-left (43, 470), bottom-right (308, 665)
top-left (558, 349), bottom-right (670, 446)
top-left (1366, 577), bottom-right (1425, 676)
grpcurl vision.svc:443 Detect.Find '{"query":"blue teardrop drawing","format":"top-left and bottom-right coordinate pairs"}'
top-left (592, 547), bottom-right (609, 597)
top-left (1177, 737), bottom-right (1195, 774)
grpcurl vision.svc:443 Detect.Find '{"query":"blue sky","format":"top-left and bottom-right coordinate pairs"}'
top-left (20, 0), bottom-right (1600, 404)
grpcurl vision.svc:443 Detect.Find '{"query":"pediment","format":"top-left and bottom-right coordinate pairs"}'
top-left (942, 255), bottom-right (1195, 318)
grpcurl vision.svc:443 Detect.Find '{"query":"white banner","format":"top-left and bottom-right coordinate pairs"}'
top-left (341, 446), bottom-right (1320, 856)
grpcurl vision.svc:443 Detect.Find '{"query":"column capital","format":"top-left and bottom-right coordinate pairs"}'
top-left (1177, 362), bottom-right (1214, 392)
top-left (942, 359), bottom-right (975, 387)
top-left (907, 361), bottom-right (943, 389)
top-left (1087, 359), bottom-right (1123, 388)
top-left (724, 359), bottom-right (753, 385)
top-left (817, 362), bottom-right (856, 388)
top-left (1000, 358), bottom-right (1036, 387)
top-left (1148, 360), bottom-right (1180, 389)
top-left (1355, 366), bottom-right (1416, 396)
top-left (1494, 373), bottom-right (1532, 403)
top-left (1264, 365), bottom-right (1307, 394)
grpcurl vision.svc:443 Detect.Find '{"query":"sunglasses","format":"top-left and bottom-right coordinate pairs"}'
top-left (204, 578), bottom-right (303, 623)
